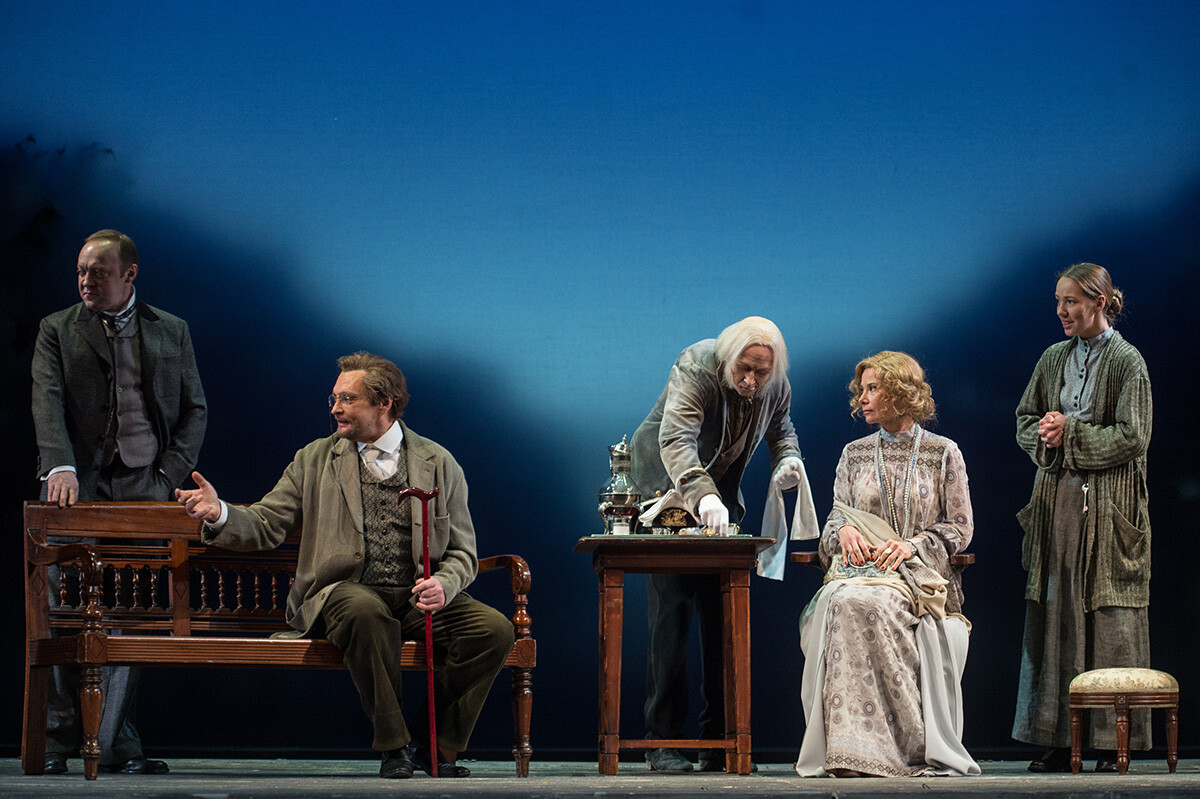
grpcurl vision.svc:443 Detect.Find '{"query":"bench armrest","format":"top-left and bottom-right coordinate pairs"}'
top-left (477, 554), bottom-right (532, 639)
top-left (26, 533), bottom-right (104, 575)
top-left (478, 554), bottom-right (532, 595)
top-left (25, 531), bottom-right (105, 633)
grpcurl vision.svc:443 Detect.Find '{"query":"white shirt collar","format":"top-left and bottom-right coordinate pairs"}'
top-left (113, 289), bottom-right (137, 316)
top-left (358, 420), bottom-right (403, 455)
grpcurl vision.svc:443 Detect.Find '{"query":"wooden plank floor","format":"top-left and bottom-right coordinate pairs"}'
top-left (2, 757), bottom-right (1199, 797)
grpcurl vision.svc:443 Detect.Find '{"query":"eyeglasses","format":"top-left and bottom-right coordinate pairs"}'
top-left (328, 393), bottom-right (362, 408)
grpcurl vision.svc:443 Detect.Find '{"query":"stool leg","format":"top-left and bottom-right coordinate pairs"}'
top-left (1070, 707), bottom-right (1083, 774)
top-left (1166, 704), bottom-right (1178, 774)
top-left (1114, 695), bottom-right (1130, 775)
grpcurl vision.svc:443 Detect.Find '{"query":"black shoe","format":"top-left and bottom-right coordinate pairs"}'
top-left (43, 753), bottom-right (67, 774)
top-left (1028, 747), bottom-right (1070, 773)
top-left (98, 757), bottom-right (169, 775)
top-left (409, 744), bottom-right (471, 778)
top-left (698, 749), bottom-right (723, 772)
top-left (1095, 751), bottom-right (1120, 773)
top-left (380, 747), bottom-right (415, 779)
top-left (697, 748), bottom-right (758, 772)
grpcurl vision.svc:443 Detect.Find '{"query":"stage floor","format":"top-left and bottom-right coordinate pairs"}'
top-left (1, 757), bottom-right (1197, 798)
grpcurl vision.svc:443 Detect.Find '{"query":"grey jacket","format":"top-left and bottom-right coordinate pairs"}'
top-left (31, 300), bottom-right (207, 497)
top-left (203, 423), bottom-right (479, 636)
top-left (631, 339), bottom-right (801, 518)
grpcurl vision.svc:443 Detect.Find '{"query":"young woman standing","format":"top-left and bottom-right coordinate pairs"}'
top-left (1012, 263), bottom-right (1153, 773)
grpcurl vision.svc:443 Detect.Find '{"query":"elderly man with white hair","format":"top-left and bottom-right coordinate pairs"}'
top-left (630, 316), bottom-right (807, 773)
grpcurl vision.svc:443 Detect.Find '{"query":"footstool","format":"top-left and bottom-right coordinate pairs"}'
top-left (1069, 667), bottom-right (1178, 775)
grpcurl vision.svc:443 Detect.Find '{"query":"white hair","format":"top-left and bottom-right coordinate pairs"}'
top-left (715, 316), bottom-right (788, 389)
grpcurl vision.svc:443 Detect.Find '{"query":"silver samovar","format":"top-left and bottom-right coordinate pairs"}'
top-left (598, 435), bottom-right (642, 534)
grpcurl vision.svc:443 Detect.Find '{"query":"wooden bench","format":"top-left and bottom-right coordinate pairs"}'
top-left (22, 500), bottom-right (535, 780)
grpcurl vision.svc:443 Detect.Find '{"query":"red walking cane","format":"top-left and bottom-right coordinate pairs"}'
top-left (398, 485), bottom-right (440, 777)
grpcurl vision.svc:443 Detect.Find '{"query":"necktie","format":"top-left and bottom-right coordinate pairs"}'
top-left (361, 445), bottom-right (388, 479)
top-left (100, 305), bottom-right (137, 334)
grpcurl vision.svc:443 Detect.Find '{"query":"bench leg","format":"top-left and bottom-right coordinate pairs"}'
top-left (1166, 705), bottom-right (1179, 774)
top-left (511, 666), bottom-right (532, 777)
top-left (1070, 707), bottom-right (1083, 774)
top-left (22, 664), bottom-right (49, 775)
top-left (80, 663), bottom-right (102, 780)
top-left (1114, 695), bottom-right (1130, 776)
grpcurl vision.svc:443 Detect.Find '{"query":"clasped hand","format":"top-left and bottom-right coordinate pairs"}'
top-left (1037, 411), bottom-right (1066, 448)
top-left (837, 525), bottom-right (911, 571)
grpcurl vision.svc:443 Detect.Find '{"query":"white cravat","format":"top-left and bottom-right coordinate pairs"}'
top-left (358, 421), bottom-right (404, 479)
top-left (360, 444), bottom-right (389, 479)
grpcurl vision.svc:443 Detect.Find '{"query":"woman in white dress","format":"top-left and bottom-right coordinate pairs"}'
top-left (796, 351), bottom-right (979, 778)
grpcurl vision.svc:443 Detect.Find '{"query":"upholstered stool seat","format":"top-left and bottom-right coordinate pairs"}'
top-left (1069, 667), bottom-right (1179, 775)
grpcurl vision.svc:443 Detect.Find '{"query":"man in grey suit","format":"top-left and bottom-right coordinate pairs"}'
top-left (175, 351), bottom-right (514, 779)
top-left (32, 229), bottom-right (207, 774)
top-left (630, 316), bottom-right (804, 773)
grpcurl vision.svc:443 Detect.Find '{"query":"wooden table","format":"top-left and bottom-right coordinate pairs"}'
top-left (573, 535), bottom-right (774, 775)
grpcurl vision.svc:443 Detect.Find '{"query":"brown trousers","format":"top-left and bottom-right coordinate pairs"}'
top-left (319, 582), bottom-right (514, 752)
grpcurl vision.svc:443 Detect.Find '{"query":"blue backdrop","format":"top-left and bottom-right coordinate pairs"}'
top-left (3, 1), bottom-right (1198, 761)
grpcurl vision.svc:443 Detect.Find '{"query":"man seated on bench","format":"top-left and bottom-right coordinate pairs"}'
top-left (175, 351), bottom-right (515, 779)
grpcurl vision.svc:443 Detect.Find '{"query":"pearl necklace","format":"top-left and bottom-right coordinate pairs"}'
top-left (874, 425), bottom-right (923, 537)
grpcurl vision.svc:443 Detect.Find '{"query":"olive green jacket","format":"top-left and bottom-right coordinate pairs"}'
top-left (203, 423), bottom-right (478, 636)
top-left (1015, 331), bottom-right (1152, 610)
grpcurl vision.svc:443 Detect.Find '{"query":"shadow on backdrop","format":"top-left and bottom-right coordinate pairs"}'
top-left (2, 134), bottom-right (1197, 761)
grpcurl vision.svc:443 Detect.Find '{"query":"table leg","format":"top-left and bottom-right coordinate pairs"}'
top-left (598, 568), bottom-right (624, 775)
top-left (722, 569), bottom-right (752, 775)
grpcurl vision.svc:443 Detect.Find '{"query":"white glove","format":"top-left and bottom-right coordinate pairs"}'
top-left (772, 456), bottom-right (804, 490)
top-left (698, 493), bottom-right (729, 537)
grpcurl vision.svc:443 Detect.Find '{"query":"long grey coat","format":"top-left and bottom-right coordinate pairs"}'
top-left (31, 300), bottom-right (208, 497)
top-left (203, 423), bottom-right (479, 637)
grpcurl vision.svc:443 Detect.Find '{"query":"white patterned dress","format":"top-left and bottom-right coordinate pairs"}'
top-left (796, 425), bottom-right (977, 777)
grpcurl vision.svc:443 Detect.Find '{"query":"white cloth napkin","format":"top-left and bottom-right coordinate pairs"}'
top-left (758, 457), bottom-right (820, 580)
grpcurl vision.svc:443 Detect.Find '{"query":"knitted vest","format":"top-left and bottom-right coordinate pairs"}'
top-left (359, 444), bottom-right (416, 587)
